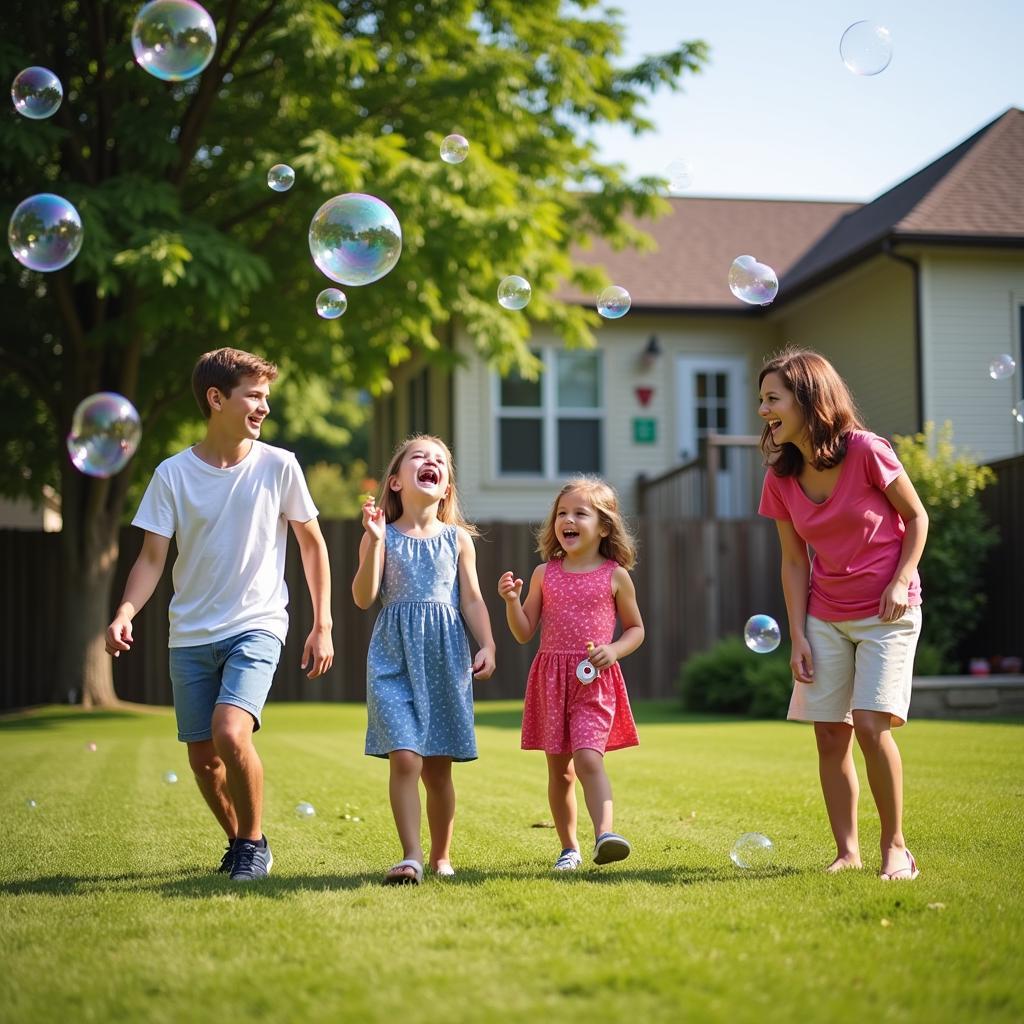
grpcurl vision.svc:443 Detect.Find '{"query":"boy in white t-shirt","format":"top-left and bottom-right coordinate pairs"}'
top-left (105, 348), bottom-right (334, 882)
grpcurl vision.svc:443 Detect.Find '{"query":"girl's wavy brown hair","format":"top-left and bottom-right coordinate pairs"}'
top-left (758, 347), bottom-right (865, 476)
top-left (535, 476), bottom-right (637, 570)
top-left (376, 434), bottom-right (479, 537)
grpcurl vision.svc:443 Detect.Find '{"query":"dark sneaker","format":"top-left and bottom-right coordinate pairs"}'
top-left (229, 837), bottom-right (273, 882)
top-left (217, 839), bottom-right (236, 875)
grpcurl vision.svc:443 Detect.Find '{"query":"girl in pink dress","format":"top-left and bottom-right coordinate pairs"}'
top-left (498, 476), bottom-right (644, 871)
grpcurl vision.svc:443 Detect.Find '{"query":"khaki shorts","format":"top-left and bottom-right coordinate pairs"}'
top-left (788, 608), bottom-right (922, 728)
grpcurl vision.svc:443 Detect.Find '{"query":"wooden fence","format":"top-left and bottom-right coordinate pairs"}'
top-left (0, 518), bottom-right (784, 711)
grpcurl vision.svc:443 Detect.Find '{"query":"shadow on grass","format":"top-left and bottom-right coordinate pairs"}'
top-left (0, 708), bottom-right (165, 731)
top-left (0, 862), bottom-right (799, 899)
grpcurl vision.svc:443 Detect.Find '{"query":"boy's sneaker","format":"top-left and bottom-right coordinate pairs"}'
top-left (553, 848), bottom-right (582, 871)
top-left (217, 839), bottom-right (236, 874)
top-left (229, 836), bottom-right (273, 882)
top-left (593, 831), bottom-right (631, 865)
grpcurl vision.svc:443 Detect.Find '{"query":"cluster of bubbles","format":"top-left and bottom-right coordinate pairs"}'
top-left (729, 255), bottom-right (779, 306)
top-left (840, 21), bottom-right (893, 77)
top-left (497, 275), bottom-right (532, 310)
top-left (11, 66), bottom-right (63, 119)
top-left (66, 393), bottom-right (143, 478)
top-left (440, 134), bottom-right (469, 164)
top-left (316, 288), bottom-right (348, 319)
top-left (267, 164), bottom-right (295, 192)
top-left (730, 832), bottom-right (776, 869)
top-left (744, 614), bottom-right (781, 654)
top-left (8, 193), bottom-right (84, 273)
top-left (294, 801), bottom-right (316, 819)
top-left (131, 0), bottom-right (217, 82)
top-left (597, 285), bottom-right (631, 320)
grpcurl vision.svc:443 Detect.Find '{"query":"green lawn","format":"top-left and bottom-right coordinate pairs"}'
top-left (1, 702), bottom-right (1022, 1024)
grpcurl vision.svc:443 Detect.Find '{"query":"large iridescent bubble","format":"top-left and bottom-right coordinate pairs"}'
top-left (309, 193), bottom-right (402, 286)
top-left (132, 0), bottom-right (217, 82)
top-left (8, 193), bottom-right (83, 272)
top-left (11, 66), bottom-right (63, 119)
top-left (66, 393), bottom-right (142, 478)
top-left (728, 255), bottom-right (778, 306)
top-left (597, 285), bottom-right (631, 319)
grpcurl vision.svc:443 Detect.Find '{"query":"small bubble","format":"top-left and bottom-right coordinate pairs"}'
top-left (497, 275), bottom-right (531, 310)
top-left (440, 133), bottom-right (469, 164)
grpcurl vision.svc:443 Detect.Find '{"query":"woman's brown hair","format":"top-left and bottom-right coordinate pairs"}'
top-left (758, 347), bottom-right (865, 476)
top-left (376, 435), bottom-right (479, 537)
top-left (535, 476), bottom-right (637, 570)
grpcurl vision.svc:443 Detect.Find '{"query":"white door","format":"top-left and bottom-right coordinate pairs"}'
top-left (676, 355), bottom-right (748, 516)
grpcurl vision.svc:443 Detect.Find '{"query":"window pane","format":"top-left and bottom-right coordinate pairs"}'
top-left (697, 407), bottom-right (708, 430)
top-left (558, 418), bottom-right (601, 474)
top-left (716, 373), bottom-right (727, 397)
top-left (696, 373), bottom-right (707, 399)
top-left (716, 406), bottom-right (728, 430)
top-left (500, 418), bottom-right (543, 473)
top-left (557, 351), bottom-right (600, 408)
top-left (500, 369), bottom-right (541, 408)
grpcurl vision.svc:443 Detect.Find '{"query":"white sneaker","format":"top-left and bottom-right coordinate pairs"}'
top-left (553, 848), bottom-right (582, 871)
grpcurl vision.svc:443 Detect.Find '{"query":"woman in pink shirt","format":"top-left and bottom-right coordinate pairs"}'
top-left (757, 348), bottom-right (928, 881)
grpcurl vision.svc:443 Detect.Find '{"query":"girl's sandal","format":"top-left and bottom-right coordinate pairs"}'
top-left (879, 849), bottom-right (919, 881)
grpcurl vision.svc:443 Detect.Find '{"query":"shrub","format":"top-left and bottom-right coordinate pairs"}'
top-left (679, 636), bottom-right (792, 718)
top-left (892, 422), bottom-right (998, 667)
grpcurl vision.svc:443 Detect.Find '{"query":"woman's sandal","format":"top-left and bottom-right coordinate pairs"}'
top-left (383, 858), bottom-right (423, 885)
top-left (879, 849), bottom-right (919, 881)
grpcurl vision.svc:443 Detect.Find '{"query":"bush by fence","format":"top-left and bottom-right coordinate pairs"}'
top-left (678, 636), bottom-right (793, 718)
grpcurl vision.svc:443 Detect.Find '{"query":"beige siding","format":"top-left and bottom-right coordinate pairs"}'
top-left (920, 252), bottom-right (1024, 462)
top-left (454, 319), bottom-right (772, 522)
top-left (773, 255), bottom-right (918, 438)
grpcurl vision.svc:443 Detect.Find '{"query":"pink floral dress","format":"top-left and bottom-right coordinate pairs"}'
top-left (520, 558), bottom-right (639, 755)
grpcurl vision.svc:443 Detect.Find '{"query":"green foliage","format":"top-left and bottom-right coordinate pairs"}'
top-left (913, 641), bottom-right (954, 677)
top-left (678, 636), bottom-right (792, 718)
top-left (305, 458), bottom-right (373, 520)
top-left (892, 422), bottom-right (998, 666)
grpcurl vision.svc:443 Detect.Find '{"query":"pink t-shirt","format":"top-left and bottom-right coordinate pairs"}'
top-left (758, 430), bottom-right (922, 621)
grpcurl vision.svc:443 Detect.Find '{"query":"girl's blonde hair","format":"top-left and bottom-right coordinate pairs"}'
top-left (536, 476), bottom-right (637, 570)
top-left (376, 434), bottom-right (479, 537)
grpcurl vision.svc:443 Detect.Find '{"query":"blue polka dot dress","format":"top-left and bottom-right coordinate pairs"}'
top-left (365, 523), bottom-right (478, 761)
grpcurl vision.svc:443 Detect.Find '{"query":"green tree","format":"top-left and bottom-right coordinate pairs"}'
top-left (893, 421), bottom-right (998, 668)
top-left (0, 0), bottom-right (707, 705)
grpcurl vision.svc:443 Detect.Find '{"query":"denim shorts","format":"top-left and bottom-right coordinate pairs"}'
top-left (169, 630), bottom-right (283, 742)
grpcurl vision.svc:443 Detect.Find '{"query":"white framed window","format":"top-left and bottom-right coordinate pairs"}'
top-left (493, 348), bottom-right (604, 477)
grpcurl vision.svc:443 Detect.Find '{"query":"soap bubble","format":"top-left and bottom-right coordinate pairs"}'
top-left (25, 798), bottom-right (38, 810)
top-left (989, 354), bottom-right (1016, 380)
top-left (728, 255), bottom-right (778, 306)
top-left (132, 0), bottom-right (217, 82)
top-left (11, 66), bottom-right (63, 119)
top-left (440, 134), bottom-right (469, 164)
top-left (665, 159), bottom-right (693, 191)
top-left (163, 771), bottom-right (178, 784)
top-left (744, 614), bottom-right (781, 654)
top-left (1013, 401), bottom-right (1024, 425)
top-left (295, 801), bottom-right (316, 819)
top-left (309, 193), bottom-right (402, 286)
top-left (840, 21), bottom-right (892, 76)
top-left (730, 832), bottom-right (775, 869)
top-left (67, 393), bottom-right (142, 478)
top-left (267, 164), bottom-right (295, 192)
top-left (316, 287), bottom-right (347, 319)
top-left (8, 193), bottom-right (84, 273)
top-left (86, 742), bottom-right (98, 752)
top-left (597, 285), bottom-right (631, 319)
top-left (497, 275), bottom-right (531, 310)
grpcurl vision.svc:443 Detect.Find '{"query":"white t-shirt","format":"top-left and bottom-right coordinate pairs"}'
top-left (132, 441), bottom-right (319, 648)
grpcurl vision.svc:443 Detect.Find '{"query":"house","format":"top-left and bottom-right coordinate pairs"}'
top-left (372, 107), bottom-right (1024, 520)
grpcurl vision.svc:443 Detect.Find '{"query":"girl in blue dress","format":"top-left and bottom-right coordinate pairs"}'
top-left (352, 435), bottom-right (496, 885)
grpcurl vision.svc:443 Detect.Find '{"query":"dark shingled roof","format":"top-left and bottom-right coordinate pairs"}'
top-left (569, 107), bottom-right (1024, 311)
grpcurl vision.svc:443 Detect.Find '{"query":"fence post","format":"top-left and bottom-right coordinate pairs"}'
top-left (636, 473), bottom-right (647, 515)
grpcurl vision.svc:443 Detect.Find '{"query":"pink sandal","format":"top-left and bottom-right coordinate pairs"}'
top-left (880, 849), bottom-right (919, 881)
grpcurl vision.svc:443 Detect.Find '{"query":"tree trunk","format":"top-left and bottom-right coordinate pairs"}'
top-left (56, 467), bottom-right (124, 707)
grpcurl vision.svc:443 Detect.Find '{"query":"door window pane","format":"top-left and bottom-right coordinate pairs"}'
top-left (556, 351), bottom-right (600, 408)
top-left (499, 418), bottom-right (542, 473)
top-left (557, 419), bottom-right (601, 474)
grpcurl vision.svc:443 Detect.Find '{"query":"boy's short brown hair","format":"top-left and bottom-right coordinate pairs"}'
top-left (191, 348), bottom-right (278, 419)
